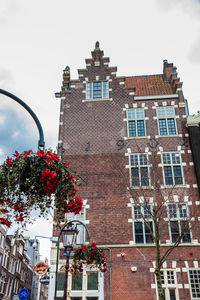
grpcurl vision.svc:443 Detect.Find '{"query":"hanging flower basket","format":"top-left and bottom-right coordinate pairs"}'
top-left (0, 149), bottom-right (83, 227)
top-left (71, 242), bottom-right (107, 273)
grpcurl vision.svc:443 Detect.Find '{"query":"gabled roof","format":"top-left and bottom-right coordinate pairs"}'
top-left (125, 74), bottom-right (174, 96)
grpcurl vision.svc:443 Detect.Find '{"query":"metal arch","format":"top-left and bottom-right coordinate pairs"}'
top-left (54, 220), bottom-right (90, 300)
top-left (0, 89), bottom-right (45, 148)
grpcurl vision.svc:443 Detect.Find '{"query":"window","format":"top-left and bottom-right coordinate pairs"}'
top-left (159, 270), bottom-right (178, 300)
top-left (132, 205), bottom-right (154, 244)
top-left (127, 108), bottom-right (145, 137)
top-left (162, 153), bottom-right (183, 185)
top-left (57, 273), bottom-right (65, 291)
top-left (188, 269), bottom-right (200, 299)
top-left (168, 203), bottom-right (191, 243)
top-left (129, 154), bottom-right (149, 187)
top-left (72, 274), bottom-right (83, 291)
top-left (87, 272), bottom-right (98, 290)
top-left (69, 271), bottom-right (102, 300)
top-left (86, 81), bottom-right (108, 99)
top-left (157, 106), bottom-right (176, 135)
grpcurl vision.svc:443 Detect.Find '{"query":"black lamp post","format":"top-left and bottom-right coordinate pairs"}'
top-left (62, 223), bottom-right (78, 300)
top-left (54, 220), bottom-right (90, 300)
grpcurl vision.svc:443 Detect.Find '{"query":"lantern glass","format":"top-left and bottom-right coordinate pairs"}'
top-left (63, 225), bottom-right (78, 249)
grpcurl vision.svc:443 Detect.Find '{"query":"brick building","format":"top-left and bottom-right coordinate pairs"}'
top-left (0, 236), bottom-right (33, 300)
top-left (50, 42), bottom-right (200, 300)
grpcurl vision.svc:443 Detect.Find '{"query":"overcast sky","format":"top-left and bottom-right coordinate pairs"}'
top-left (1, 0), bottom-right (200, 259)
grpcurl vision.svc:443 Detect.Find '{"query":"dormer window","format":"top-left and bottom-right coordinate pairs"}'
top-left (86, 81), bottom-right (109, 99)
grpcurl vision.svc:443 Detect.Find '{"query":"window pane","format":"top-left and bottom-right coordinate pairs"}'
top-left (159, 119), bottom-right (167, 135)
top-left (134, 206), bottom-right (141, 219)
top-left (71, 298), bottom-right (82, 300)
top-left (170, 221), bottom-right (179, 243)
top-left (128, 109), bottom-right (136, 120)
top-left (93, 82), bottom-right (102, 98)
top-left (164, 166), bottom-right (173, 185)
top-left (144, 205), bottom-right (152, 219)
top-left (145, 222), bottom-right (153, 243)
top-left (87, 272), bottom-right (98, 290)
top-left (173, 166), bottom-right (183, 185)
top-left (166, 106), bottom-right (175, 117)
top-left (131, 168), bottom-right (139, 186)
top-left (57, 273), bottom-right (65, 291)
top-left (102, 81), bottom-right (108, 98)
top-left (168, 204), bottom-right (177, 218)
top-left (136, 108), bottom-right (144, 119)
top-left (162, 153), bottom-right (171, 164)
top-left (87, 298), bottom-right (98, 300)
top-left (181, 221), bottom-right (191, 243)
top-left (129, 121), bottom-right (136, 137)
top-left (141, 167), bottom-right (149, 186)
top-left (86, 82), bottom-right (92, 99)
top-left (72, 274), bottom-right (82, 290)
top-left (169, 289), bottom-right (176, 300)
top-left (135, 222), bottom-right (144, 243)
top-left (139, 154), bottom-right (147, 166)
top-left (137, 120), bottom-right (145, 136)
top-left (131, 154), bottom-right (138, 166)
top-left (167, 119), bottom-right (176, 135)
top-left (179, 204), bottom-right (187, 218)
top-left (157, 107), bottom-right (166, 118)
top-left (172, 153), bottom-right (180, 164)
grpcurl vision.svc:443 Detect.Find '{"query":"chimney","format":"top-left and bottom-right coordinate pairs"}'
top-left (163, 59), bottom-right (174, 81)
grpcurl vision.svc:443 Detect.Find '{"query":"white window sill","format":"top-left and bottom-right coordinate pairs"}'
top-left (161, 185), bottom-right (186, 189)
top-left (126, 136), bottom-right (147, 139)
top-left (82, 98), bottom-right (112, 103)
top-left (157, 134), bottom-right (179, 138)
top-left (130, 186), bottom-right (153, 190)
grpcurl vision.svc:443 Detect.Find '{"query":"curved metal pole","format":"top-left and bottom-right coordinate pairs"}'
top-left (54, 220), bottom-right (90, 300)
top-left (0, 89), bottom-right (45, 148)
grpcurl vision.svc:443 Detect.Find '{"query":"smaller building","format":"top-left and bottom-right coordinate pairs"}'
top-left (0, 235), bottom-right (33, 300)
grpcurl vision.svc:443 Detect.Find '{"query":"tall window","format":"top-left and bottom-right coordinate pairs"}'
top-left (132, 205), bottom-right (154, 244)
top-left (188, 269), bottom-right (200, 299)
top-left (162, 153), bottom-right (183, 185)
top-left (168, 203), bottom-right (191, 243)
top-left (86, 81), bottom-right (109, 99)
top-left (157, 106), bottom-right (176, 135)
top-left (127, 108), bottom-right (145, 137)
top-left (129, 154), bottom-right (149, 186)
top-left (159, 269), bottom-right (179, 300)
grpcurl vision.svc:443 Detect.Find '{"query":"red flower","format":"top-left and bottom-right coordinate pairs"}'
top-left (36, 149), bottom-right (44, 157)
top-left (16, 213), bottom-right (24, 222)
top-left (90, 242), bottom-right (97, 248)
top-left (101, 268), bottom-right (107, 273)
top-left (81, 244), bottom-right (85, 251)
top-left (13, 150), bottom-right (20, 158)
top-left (65, 162), bottom-right (69, 167)
top-left (0, 218), bottom-right (12, 227)
top-left (6, 157), bottom-right (13, 166)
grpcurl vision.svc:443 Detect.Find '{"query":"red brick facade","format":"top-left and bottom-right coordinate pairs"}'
top-left (55, 42), bottom-right (200, 300)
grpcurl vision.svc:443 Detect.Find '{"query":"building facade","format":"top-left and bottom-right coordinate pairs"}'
top-left (51, 42), bottom-right (200, 300)
top-left (0, 236), bottom-right (33, 300)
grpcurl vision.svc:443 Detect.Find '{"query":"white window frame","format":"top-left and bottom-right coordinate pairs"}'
top-left (167, 203), bottom-right (191, 244)
top-left (157, 269), bottom-right (179, 300)
top-left (129, 153), bottom-right (150, 187)
top-left (156, 106), bottom-right (177, 136)
top-left (56, 269), bottom-right (104, 300)
top-left (86, 81), bottom-right (109, 100)
top-left (161, 152), bottom-right (184, 186)
top-left (132, 205), bottom-right (154, 244)
top-left (127, 108), bottom-right (146, 137)
top-left (188, 269), bottom-right (200, 299)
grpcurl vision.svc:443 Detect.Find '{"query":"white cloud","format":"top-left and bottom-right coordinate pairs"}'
top-left (188, 36), bottom-right (200, 63)
top-left (156, 0), bottom-right (200, 17)
top-left (0, 147), bottom-right (4, 156)
top-left (0, 113), bottom-right (6, 125)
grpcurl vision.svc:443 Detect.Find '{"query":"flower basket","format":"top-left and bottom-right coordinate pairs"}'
top-left (0, 149), bottom-right (83, 227)
top-left (71, 242), bottom-right (107, 273)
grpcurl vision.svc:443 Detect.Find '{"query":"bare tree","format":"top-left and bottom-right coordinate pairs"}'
top-left (111, 140), bottom-right (193, 300)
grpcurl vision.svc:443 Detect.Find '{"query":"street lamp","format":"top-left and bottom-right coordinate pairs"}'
top-left (62, 223), bottom-right (78, 300)
top-left (54, 220), bottom-right (90, 300)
